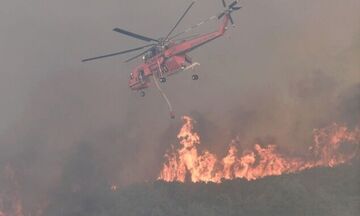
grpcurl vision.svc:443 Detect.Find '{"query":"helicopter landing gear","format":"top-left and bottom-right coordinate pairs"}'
top-left (160, 77), bottom-right (166, 83)
top-left (140, 90), bottom-right (145, 97)
top-left (192, 74), bottom-right (199, 80)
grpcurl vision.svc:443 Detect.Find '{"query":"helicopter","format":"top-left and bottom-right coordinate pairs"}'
top-left (82, 0), bottom-right (241, 118)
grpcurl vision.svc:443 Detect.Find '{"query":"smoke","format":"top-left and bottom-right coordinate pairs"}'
top-left (0, 0), bottom-right (359, 214)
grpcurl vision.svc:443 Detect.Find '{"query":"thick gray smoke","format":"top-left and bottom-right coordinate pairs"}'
top-left (0, 0), bottom-right (359, 214)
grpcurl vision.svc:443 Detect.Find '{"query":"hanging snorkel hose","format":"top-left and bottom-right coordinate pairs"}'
top-left (155, 59), bottom-right (175, 119)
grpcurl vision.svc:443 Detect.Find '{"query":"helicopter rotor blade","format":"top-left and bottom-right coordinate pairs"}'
top-left (232, 6), bottom-right (242, 10)
top-left (229, 14), bottom-right (234, 25)
top-left (229, 1), bottom-right (238, 8)
top-left (173, 34), bottom-right (201, 42)
top-left (169, 14), bottom-right (218, 41)
top-left (218, 12), bottom-right (226, 19)
top-left (113, 28), bottom-right (159, 43)
top-left (124, 48), bottom-right (153, 63)
top-left (165, 1), bottom-right (195, 40)
top-left (82, 44), bottom-right (155, 62)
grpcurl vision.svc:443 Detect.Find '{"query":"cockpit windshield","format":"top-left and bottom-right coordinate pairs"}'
top-left (143, 47), bottom-right (158, 60)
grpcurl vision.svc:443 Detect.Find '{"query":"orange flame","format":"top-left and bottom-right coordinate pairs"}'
top-left (158, 116), bottom-right (360, 183)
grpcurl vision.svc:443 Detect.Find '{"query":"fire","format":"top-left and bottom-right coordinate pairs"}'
top-left (111, 184), bottom-right (119, 192)
top-left (158, 116), bottom-right (360, 183)
top-left (0, 165), bottom-right (25, 216)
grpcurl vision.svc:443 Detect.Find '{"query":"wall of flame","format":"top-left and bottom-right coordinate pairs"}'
top-left (159, 116), bottom-right (360, 183)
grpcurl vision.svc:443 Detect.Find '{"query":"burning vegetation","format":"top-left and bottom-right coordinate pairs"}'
top-left (159, 116), bottom-right (360, 183)
top-left (2, 118), bottom-right (359, 216)
top-left (0, 166), bottom-right (24, 216)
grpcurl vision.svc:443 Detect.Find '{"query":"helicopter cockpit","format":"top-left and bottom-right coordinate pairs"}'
top-left (142, 46), bottom-right (159, 61)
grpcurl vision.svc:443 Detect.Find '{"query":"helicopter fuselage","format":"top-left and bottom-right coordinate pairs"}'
top-left (129, 14), bottom-right (230, 91)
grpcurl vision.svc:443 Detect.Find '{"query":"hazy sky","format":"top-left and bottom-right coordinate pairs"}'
top-left (1, 0), bottom-right (359, 129)
top-left (0, 0), bottom-right (359, 203)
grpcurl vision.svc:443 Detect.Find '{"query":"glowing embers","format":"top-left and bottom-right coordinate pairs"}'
top-left (158, 116), bottom-right (360, 183)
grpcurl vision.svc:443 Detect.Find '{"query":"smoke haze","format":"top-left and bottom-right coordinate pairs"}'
top-left (0, 0), bottom-right (359, 213)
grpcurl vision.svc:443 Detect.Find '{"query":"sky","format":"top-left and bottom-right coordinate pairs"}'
top-left (0, 0), bottom-right (359, 130)
top-left (0, 0), bottom-right (359, 211)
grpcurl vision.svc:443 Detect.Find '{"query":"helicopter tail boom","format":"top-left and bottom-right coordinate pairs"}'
top-left (164, 6), bottom-right (238, 57)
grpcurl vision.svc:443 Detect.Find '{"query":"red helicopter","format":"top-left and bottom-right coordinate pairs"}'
top-left (82, 0), bottom-right (241, 118)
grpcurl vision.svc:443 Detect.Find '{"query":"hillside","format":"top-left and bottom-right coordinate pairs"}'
top-left (46, 162), bottom-right (360, 216)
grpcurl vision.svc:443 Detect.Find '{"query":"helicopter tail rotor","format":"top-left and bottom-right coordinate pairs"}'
top-left (218, 0), bottom-right (241, 25)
